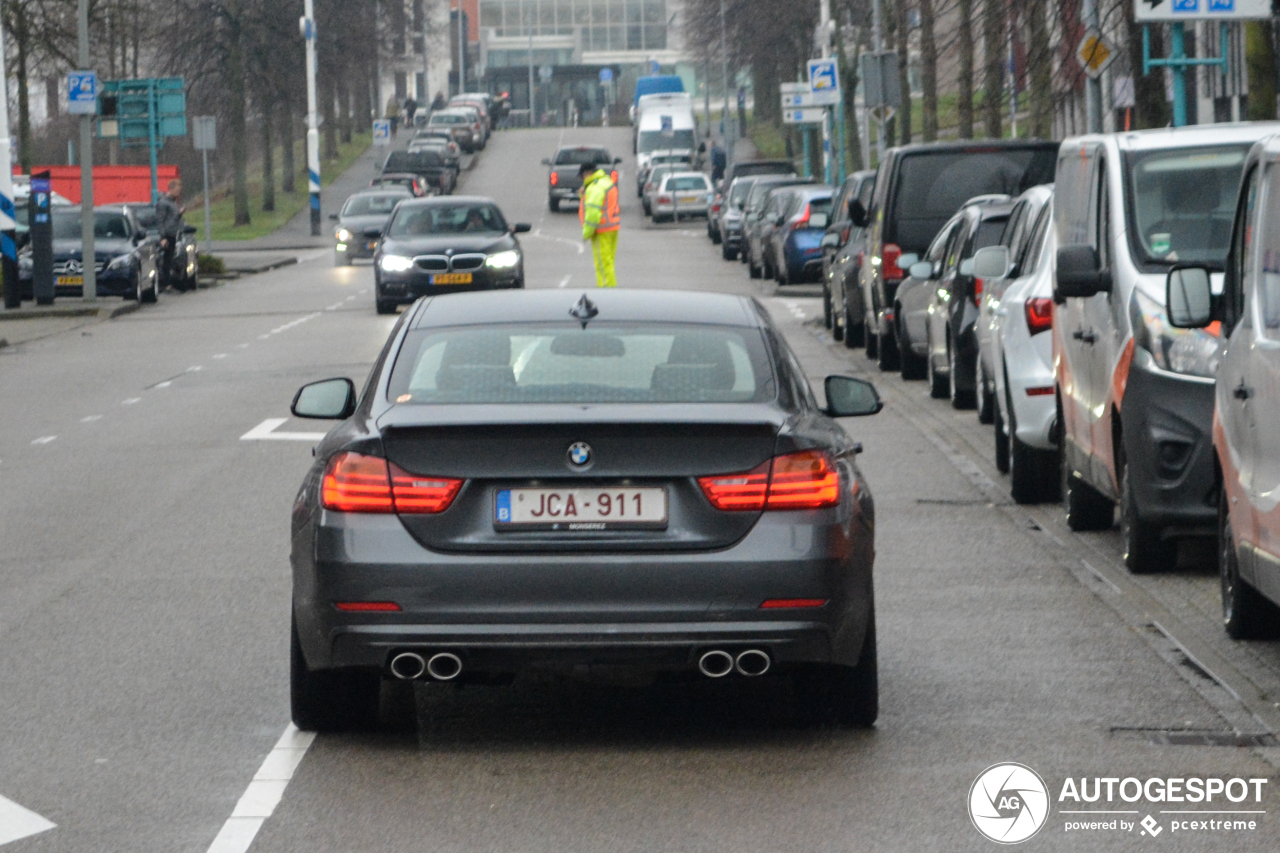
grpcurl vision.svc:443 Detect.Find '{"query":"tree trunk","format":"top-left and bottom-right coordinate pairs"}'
top-left (836, 24), bottom-right (863, 172)
top-left (957, 0), bottom-right (975, 138)
top-left (262, 103), bottom-right (276, 212)
top-left (322, 73), bottom-right (339, 159)
top-left (14, 13), bottom-right (32, 171)
top-left (752, 59), bottom-right (781, 128)
top-left (1246, 21), bottom-right (1278, 120)
top-left (920, 0), bottom-right (938, 141)
top-left (281, 96), bottom-right (297, 194)
top-left (228, 18), bottom-right (251, 226)
top-left (1123, 2), bottom-right (1170, 128)
top-left (1027, 0), bottom-right (1053, 137)
top-left (897, 0), bottom-right (912, 145)
top-left (339, 77), bottom-right (353, 144)
top-left (982, 0), bottom-right (1004, 137)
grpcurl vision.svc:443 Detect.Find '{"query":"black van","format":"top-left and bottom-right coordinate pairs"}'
top-left (853, 140), bottom-right (1058, 370)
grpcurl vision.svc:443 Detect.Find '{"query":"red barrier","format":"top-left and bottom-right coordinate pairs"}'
top-left (13, 165), bottom-right (180, 205)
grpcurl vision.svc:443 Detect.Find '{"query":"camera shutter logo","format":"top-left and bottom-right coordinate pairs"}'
top-left (968, 763), bottom-right (1050, 844)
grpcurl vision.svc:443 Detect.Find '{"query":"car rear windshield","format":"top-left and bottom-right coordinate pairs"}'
top-left (638, 129), bottom-right (696, 154)
top-left (385, 151), bottom-right (445, 170)
top-left (1125, 144), bottom-right (1248, 266)
top-left (728, 180), bottom-right (756, 208)
top-left (889, 147), bottom-right (1056, 253)
top-left (387, 203), bottom-right (507, 237)
top-left (387, 324), bottom-right (772, 405)
top-left (666, 175), bottom-right (710, 192)
top-left (52, 211), bottom-right (132, 240)
top-left (343, 194), bottom-right (405, 216)
top-left (555, 148), bottom-right (611, 166)
top-left (735, 163), bottom-right (796, 179)
top-left (430, 113), bottom-right (470, 125)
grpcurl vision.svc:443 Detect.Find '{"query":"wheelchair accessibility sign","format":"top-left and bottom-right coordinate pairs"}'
top-left (807, 58), bottom-right (840, 106)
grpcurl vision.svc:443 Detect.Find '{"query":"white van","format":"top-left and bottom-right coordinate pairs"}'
top-left (1052, 123), bottom-right (1280, 573)
top-left (635, 96), bottom-right (696, 174)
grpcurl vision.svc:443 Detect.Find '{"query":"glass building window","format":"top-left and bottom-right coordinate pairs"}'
top-left (479, 1), bottom-right (667, 50)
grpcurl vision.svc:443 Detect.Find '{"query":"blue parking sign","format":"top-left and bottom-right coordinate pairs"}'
top-left (1207, 0), bottom-right (1234, 9)
top-left (1171, 0), bottom-right (1199, 10)
top-left (67, 71), bottom-right (98, 115)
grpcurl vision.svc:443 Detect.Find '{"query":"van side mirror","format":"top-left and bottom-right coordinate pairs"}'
top-left (824, 375), bottom-right (883, 417)
top-left (328, 213), bottom-right (339, 221)
top-left (909, 260), bottom-right (935, 280)
top-left (848, 199), bottom-right (868, 228)
top-left (820, 232), bottom-right (840, 249)
top-left (292, 377), bottom-right (357, 419)
top-left (1166, 266), bottom-right (1214, 328)
top-left (972, 245), bottom-right (1011, 280)
top-left (897, 253), bottom-right (918, 268)
top-left (540, 158), bottom-right (552, 166)
top-left (1055, 245), bottom-right (1112, 302)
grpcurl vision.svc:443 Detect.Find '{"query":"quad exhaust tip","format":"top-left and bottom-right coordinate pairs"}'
top-left (734, 649), bottom-right (771, 677)
top-left (697, 650), bottom-right (735, 678)
top-left (426, 652), bottom-right (463, 681)
top-left (389, 652), bottom-right (426, 681)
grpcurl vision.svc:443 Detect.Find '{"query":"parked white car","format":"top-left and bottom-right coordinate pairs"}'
top-left (650, 172), bottom-right (713, 223)
top-left (972, 186), bottom-right (1059, 504)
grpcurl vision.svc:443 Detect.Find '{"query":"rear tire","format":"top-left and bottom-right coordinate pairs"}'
top-left (376, 298), bottom-right (398, 315)
top-left (899, 319), bottom-right (927, 380)
top-left (1121, 461), bottom-right (1176, 573)
top-left (794, 605), bottom-right (878, 728)
top-left (748, 249), bottom-right (762, 278)
top-left (722, 241), bottom-right (737, 261)
top-left (927, 346), bottom-right (948, 399)
top-left (977, 362), bottom-right (995, 424)
top-left (549, 198), bottom-right (560, 213)
top-left (1220, 491), bottom-right (1278, 639)
top-left (948, 340), bottom-right (974, 409)
top-left (1061, 435), bottom-right (1114, 531)
top-left (823, 283), bottom-right (834, 330)
top-left (865, 320), bottom-right (879, 359)
top-left (290, 614), bottom-right (381, 732)
top-left (842, 303), bottom-right (861, 349)
top-left (1008, 401), bottom-right (1054, 504)
top-left (876, 324), bottom-right (899, 371)
top-left (994, 397), bottom-right (1011, 474)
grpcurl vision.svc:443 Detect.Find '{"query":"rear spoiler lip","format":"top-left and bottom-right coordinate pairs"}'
top-left (375, 403), bottom-right (788, 432)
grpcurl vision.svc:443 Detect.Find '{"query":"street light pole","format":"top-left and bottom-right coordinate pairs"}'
top-left (302, 0), bottom-right (321, 237)
top-left (78, 0), bottom-right (95, 303)
top-left (457, 1), bottom-right (466, 96)
top-left (1082, 0), bottom-right (1102, 132)
top-left (871, 0), bottom-right (884, 163)
top-left (719, 0), bottom-right (732, 166)
top-left (819, 0), bottom-right (832, 184)
top-left (0, 5), bottom-right (18, 309)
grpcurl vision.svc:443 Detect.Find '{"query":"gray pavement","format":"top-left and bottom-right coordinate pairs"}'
top-left (0, 125), bottom-right (1277, 853)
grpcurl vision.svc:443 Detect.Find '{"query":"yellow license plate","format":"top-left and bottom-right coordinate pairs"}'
top-left (431, 273), bottom-right (472, 285)
top-left (678, 196), bottom-right (700, 204)
top-left (56, 276), bottom-right (84, 286)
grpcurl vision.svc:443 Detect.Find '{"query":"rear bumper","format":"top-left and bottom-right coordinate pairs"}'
top-left (1120, 349), bottom-right (1217, 537)
top-left (293, 509), bottom-right (874, 673)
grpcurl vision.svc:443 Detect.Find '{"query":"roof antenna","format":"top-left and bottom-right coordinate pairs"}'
top-left (569, 294), bottom-right (599, 327)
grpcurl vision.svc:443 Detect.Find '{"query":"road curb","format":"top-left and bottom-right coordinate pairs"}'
top-left (0, 301), bottom-right (140, 322)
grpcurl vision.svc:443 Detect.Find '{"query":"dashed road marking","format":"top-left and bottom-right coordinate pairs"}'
top-left (186, 366), bottom-right (203, 373)
top-left (122, 398), bottom-right (141, 405)
top-left (213, 353), bottom-right (227, 359)
top-left (31, 436), bottom-right (57, 445)
top-left (203, 725), bottom-right (314, 853)
top-left (154, 381), bottom-right (172, 389)
top-left (80, 415), bottom-right (103, 423)
top-left (240, 418), bottom-right (326, 442)
top-left (558, 275), bottom-right (571, 288)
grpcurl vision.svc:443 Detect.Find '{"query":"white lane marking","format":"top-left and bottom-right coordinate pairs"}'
top-left (155, 381), bottom-right (172, 389)
top-left (80, 415), bottom-right (103, 423)
top-left (186, 366), bottom-right (203, 373)
top-left (267, 313), bottom-right (322, 336)
top-left (238, 343), bottom-right (250, 348)
top-left (297, 248), bottom-right (328, 263)
top-left (530, 228), bottom-right (585, 255)
top-left (213, 353), bottom-right (228, 359)
top-left (203, 725), bottom-right (315, 853)
top-left (0, 794), bottom-right (56, 845)
top-left (121, 398), bottom-right (141, 405)
top-left (240, 418), bottom-right (327, 442)
top-left (257, 334), bottom-right (270, 340)
top-left (345, 295), bottom-right (356, 301)
top-left (325, 302), bottom-right (343, 311)
top-left (30, 436), bottom-right (57, 445)
top-left (558, 275), bottom-right (571, 288)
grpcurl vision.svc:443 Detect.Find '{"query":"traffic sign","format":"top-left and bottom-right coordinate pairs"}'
top-left (781, 90), bottom-right (821, 109)
top-left (783, 107), bottom-right (826, 125)
top-left (1076, 29), bottom-right (1117, 79)
top-left (807, 58), bottom-right (840, 106)
top-left (599, 68), bottom-right (613, 83)
top-left (67, 71), bottom-right (98, 115)
top-left (1135, 0), bottom-right (1270, 19)
top-left (192, 116), bottom-right (216, 150)
top-left (372, 119), bottom-right (391, 145)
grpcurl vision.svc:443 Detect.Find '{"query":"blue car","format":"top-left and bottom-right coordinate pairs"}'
top-left (768, 186), bottom-right (833, 285)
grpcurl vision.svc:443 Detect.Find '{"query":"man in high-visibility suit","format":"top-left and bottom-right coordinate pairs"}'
top-left (579, 162), bottom-right (620, 288)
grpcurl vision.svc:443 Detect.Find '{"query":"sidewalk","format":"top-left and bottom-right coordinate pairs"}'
top-left (0, 299), bottom-right (139, 349)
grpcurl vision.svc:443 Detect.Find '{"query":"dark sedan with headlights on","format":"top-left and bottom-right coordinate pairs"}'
top-left (19, 205), bottom-right (159, 302)
top-left (373, 196), bottom-right (531, 314)
top-left (330, 188), bottom-right (411, 266)
top-left (287, 289), bottom-right (883, 731)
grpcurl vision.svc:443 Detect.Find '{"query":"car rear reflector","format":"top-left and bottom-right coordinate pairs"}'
top-left (759, 598), bottom-right (828, 609)
top-left (1025, 297), bottom-right (1054, 335)
top-left (322, 452), bottom-right (395, 513)
top-left (389, 464), bottom-right (463, 514)
top-left (334, 601), bottom-right (402, 612)
top-left (698, 450), bottom-right (840, 512)
top-left (1025, 386), bottom-right (1055, 396)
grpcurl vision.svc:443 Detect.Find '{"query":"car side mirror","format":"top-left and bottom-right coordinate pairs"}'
top-left (824, 375), bottom-right (883, 417)
top-left (135, 229), bottom-right (148, 241)
top-left (972, 245), bottom-right (1011, 280)
top-left (698, 142), bottom-right (707, 153)
top-left (614, 157), bottom-right (622, 164)
top-left (292, 377), bottom-right (357, 420)
top-left (1167, 266), bottom-right (1214, 328)
top-left (909, 260), bottom-right (935, 280)
top-left (540, 158), bottom-right (552, 166)
top-left (848, 199), bottom-right (868, 228)
top-left (1055, 244), bottom-right (1112, 302)
top-left (512, 222), bottom-right (532, 233)
top-left (959, 258), bottom-right (975, 277)
top-left (897, 253), bottom-right (918, 269)
top-left (182, 224), bottom-right (197, 235)
top-left (820, 232), bottom-right (840, 249)
top-left (328, 213), bottom-right (339, 221)
top-left (774, 215), bottom-right (785, 227)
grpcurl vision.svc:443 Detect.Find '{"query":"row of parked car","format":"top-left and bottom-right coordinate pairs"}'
top-left (744, 126), bottom-right (1280, 641)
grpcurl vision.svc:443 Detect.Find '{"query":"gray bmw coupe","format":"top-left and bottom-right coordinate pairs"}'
top-left (289, 289), bottom-right (883, 730)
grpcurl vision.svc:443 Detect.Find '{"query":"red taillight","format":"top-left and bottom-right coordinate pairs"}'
top-left (698, 450), bottom-right (840, 512)
top-left (321, 452), bottom-right (461, 514)
top-left (322, 452), bottom-right (394, 513)
top-left (334, 601), bottom-right (402, 612)
top-left (658, 195), bottom-right (670, 203)
top-left (550, 171), bottom-right (558, 186)
top-left (973, 277), bottom-right (984, 306)
top-left (856, 250), bottom-right (864, 267)
top-left (1025, 386), bottom-right (1055, 396)
top-left (389, 465), bottom-right (463, 514)
top-left (792, 203), bottom-right (811, 231)
top-left (882, 243), bottom-right (904, 281)
top-left (760, 599), bottom-right (828, 609)
top-left (1025, 297), bottom-right (1054, 335)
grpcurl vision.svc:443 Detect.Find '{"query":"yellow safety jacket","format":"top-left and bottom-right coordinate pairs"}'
top-left (580, 169), bottom-right (620, 239)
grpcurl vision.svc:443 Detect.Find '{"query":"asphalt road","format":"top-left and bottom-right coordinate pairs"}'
top-left (2, 126), bottom-right (1279, 853)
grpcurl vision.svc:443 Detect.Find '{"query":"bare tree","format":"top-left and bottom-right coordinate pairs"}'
top-left (981, 0), bottom-right (1003, 137)
top-left (919, 0), bottom-right (938, 141)
top-left (957, 0), bottom-right (975, 138)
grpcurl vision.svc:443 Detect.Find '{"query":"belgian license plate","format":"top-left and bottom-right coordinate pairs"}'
top-left (431, 272), bottom-right (472, 285)
top-left (678, 195), bottom-right (699, 204)
top-left (495, 487), bottom-right (668, 531)
top-left (56, 276), bottom-right (84, 286)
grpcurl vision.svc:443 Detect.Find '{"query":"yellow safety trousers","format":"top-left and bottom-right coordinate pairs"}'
top-left (589, 229), bottom-right (618, 288)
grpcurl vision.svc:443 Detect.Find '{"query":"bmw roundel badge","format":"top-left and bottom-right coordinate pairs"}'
top-left (567, 442), bottom-right (592, 468)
